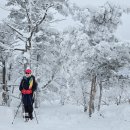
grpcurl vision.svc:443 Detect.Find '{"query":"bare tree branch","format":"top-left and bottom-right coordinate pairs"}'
top-left (13, 48), bottom-right (25, 51)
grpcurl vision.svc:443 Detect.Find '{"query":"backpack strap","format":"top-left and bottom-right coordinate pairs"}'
top-left (29, 77), bottom-right (33, 90)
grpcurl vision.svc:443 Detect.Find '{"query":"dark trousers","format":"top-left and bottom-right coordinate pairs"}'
top-left (24, 105), bottom-right (33, 118)
top-left (22, 94), bottom-right (34, 119)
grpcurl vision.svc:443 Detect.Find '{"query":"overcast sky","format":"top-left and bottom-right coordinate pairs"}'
top-left (0, 0), bottom-right (130, 41)
top-left (70, 0), bottom-right (130, 41)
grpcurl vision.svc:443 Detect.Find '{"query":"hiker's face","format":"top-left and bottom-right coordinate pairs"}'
top-left (25, 73), bottom-right (31, 77)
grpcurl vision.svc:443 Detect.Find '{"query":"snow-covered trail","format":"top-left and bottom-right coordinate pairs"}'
top-left (0, 104), bottom-right (88, 130)
top-left (0, 103), bottom-right (130, 130)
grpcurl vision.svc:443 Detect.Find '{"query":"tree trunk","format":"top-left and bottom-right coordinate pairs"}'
top-left (2, 61), bottom-right (6, 91)
top-left (98, 81), bottom-right (103, 111)
top-left (2, 60), bottom-right (9, 105)
top-left (81, 85), bottom-right (88, 112)
top-left (88, 74), bottom-right (96, 117)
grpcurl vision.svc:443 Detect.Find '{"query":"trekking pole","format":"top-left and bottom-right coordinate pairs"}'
top-left (12, 101), bottom-right (22, 124)
top-left (33, 108), bottom-right (39, 124)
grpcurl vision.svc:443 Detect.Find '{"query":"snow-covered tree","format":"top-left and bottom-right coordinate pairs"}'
top-left (4, 0), bottom-right (72, 105)
top-left (5, 0), bottom-right (70, 68)
top-left (0, 23), bottom-right (15, 105)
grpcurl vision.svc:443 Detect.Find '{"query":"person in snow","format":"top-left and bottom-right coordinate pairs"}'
top-left (19, 69), bottom-right (37, 120)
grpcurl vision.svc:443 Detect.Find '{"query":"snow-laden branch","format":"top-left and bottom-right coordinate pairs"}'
top-left (24, 0), bottom-right (32, 32)
top-left (7, 24), bottom-right (24, 37)
top-left (0, 64), bottom-right (3, 67)
top-left (6, 24), bottom-right (28, 50)
top-left (6, 24), bottom-right (27, 40)
top-left (49, 18), bottom-right (66, 23)
top-left (0, 41), bottom-right (10, 50)
top-left (42, 73), bottom-right (55, 90)
top-left (27, 4), bottom-right (54, 48)
top-left (35, 4), bottom-right (54, 27)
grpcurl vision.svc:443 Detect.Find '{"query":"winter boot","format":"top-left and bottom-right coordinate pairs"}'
top-left (29, 113), bottom-right (33, 120)
top-left (24, 113), bottom-right (29, 122)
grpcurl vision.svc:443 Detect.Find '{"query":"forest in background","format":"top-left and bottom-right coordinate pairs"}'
top-left (0, 0), bottom-right (130, 117)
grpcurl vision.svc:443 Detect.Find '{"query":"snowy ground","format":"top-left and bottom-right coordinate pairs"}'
top-left (0, 102), bottom-right (130, 130)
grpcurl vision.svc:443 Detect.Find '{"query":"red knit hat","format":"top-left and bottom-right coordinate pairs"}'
top-left (25, 69), bottom-right (32, 74)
